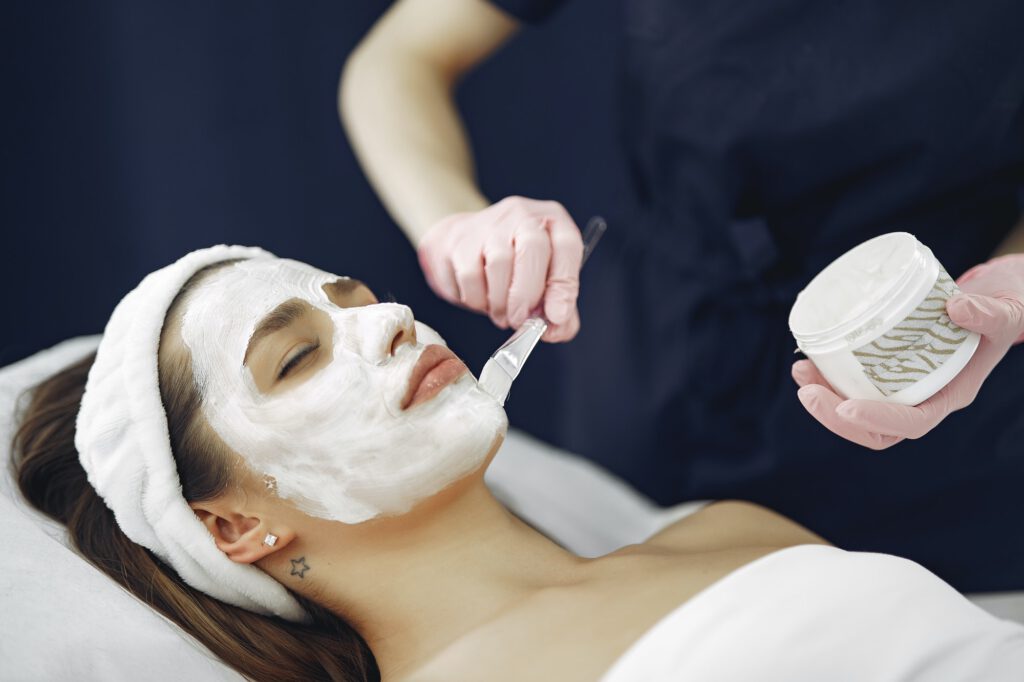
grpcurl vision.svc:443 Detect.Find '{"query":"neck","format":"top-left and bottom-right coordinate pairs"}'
top-left (276, 474), bottom-right (585, 678)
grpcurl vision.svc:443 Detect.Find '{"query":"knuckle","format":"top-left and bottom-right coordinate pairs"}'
top-left (546, 276), bottom-right (579, 293)
top-left (483, 249), bottom-right (512, 271)
top-left (496, 195), bottom-right (523, 208)
top-left (551, 230), bottom-right (584, 255)
top-left (451, 255), bottom-right (481, 280)
top-left (508, 276), bottom-right (540, 298)
top-left (1006, 294), bottom-right (1024, 329)
top-left (490, 197), bottom-right (520, 221)
top-left (514, 229), bottom-right (551, 255)
top-left (451, 253), bottom-right (482, 275)
top-left (482, 237), bottom-right (512, 259)
top-left (482, 230), bottom-right (508, 249)
top-left (512, 206), bottom-right (538, 225)
top-left (503, 196), bottom-right (533, 216)
top-left (453, 269), bottom-right (478, 290)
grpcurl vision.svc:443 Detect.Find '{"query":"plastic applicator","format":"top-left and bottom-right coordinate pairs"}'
top-left (478, 216), bottom-right (607, 406)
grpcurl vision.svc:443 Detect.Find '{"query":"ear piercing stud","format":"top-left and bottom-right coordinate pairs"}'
top-left (263, 533), bottom-right (278, 547)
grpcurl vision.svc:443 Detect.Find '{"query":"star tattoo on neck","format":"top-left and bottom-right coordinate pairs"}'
top-left (290, 556), bottom-right (311, 579)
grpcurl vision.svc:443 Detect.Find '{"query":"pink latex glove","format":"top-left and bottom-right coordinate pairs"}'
top-left (417, 196), bottom-right (584, 342)
top-left (792, 252), bottom-right (1024, 450)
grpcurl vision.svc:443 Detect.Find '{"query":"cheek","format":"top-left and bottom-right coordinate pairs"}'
top-left (255, 362), bottom-right (392, 441)
top-left (414, 321), bottom-right (447, 347)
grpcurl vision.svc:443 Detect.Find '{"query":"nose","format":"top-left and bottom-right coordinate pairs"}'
top-left (348, 303), bottom-right (416, 364)
top-left (389, 325), bottom-right (417, 356)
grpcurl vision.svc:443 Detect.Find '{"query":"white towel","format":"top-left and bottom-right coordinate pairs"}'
top-left (601, 545), bottom-right (1024, 681)
top-left (75, 245), bottom-right (309, 622)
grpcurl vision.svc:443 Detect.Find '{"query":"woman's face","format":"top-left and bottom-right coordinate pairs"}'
top-left (179, 256), bottom-right (508, 524)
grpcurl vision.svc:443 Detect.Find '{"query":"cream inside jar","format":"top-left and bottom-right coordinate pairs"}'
top-left (788, 232), bottom-right (980, 406)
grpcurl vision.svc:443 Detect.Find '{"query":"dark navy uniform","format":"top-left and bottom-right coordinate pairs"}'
top-left (491, 0), bottom-right (1024, 592)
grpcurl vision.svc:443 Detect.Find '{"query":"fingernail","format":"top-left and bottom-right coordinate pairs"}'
top-left (836, 402), bottom-right (857, 419)
top-left (947, 295), bottom-right (974, 323)
top-left (797, 386), bottom-right (817, 405)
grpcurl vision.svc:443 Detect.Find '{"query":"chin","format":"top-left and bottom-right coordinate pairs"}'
top-left (330, 379), bottom-right (508, 523)
top-left (397, 382), bottom-right (508, 504)
top-left (412, 426), bottom-right (509, 512)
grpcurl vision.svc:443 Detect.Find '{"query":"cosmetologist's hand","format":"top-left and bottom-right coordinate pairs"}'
top-left (792, 253), bottom-right (1024, 450)
top-left (417, 196), bottom-right (584, 342)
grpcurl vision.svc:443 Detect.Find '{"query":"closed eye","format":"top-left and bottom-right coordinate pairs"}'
top-left (278, 342), bottom-right (320, 380)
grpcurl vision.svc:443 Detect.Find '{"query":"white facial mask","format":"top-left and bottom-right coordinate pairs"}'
top-left (179, 257), bottom-right (508, 523)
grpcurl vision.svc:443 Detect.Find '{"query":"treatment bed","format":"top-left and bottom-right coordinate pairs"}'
top-left (2, 337), bottom-right (1022, 680)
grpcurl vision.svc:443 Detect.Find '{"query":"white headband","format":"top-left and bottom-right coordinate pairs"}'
top-left (75, 244), bottom-right (310, 623)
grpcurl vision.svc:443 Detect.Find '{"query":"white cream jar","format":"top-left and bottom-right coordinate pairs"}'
top-left (788, 232), bottom-right (980, 406)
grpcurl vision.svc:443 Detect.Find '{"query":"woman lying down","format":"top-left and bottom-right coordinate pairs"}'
top-left (12, 245), bottom-right (1023, 681)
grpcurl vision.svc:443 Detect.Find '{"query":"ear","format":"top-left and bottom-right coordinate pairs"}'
top-left (190, 500), bottom-right (296, 565)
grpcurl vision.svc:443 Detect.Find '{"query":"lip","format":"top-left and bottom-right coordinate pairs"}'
top-left (401, 344), bottom-right (469, 410)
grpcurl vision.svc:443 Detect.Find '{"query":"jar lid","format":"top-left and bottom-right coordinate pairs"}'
top-left (789, 232), bottom-right (929, 350)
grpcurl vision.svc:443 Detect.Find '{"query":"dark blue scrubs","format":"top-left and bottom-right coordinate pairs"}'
top-left (489, 0), bottom-right (1024, 592)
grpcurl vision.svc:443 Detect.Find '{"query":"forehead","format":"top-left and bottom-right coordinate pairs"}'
top-left (197, 257), bottom-right (345, 303)
top-left (182, 257), bottom-right (349, 350)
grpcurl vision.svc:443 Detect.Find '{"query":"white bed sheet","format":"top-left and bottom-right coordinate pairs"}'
top-left (0, 337), bottom-right (244, 681)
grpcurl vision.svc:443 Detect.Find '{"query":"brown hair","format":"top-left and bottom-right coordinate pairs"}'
top-left (11, 262), bottom-right (379, 681)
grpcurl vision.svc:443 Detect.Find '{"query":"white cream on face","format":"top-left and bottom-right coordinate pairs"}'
top-left (180, 257), bottom-right (508, 523)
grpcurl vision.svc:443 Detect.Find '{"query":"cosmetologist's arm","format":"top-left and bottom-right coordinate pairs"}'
top-left (339, 0), bottom-right (585, 341)
top-left (339, 0), bottom-right (520, 246)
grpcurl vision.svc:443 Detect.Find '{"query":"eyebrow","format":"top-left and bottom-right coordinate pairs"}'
top-left (322, 277), bottom-right (367, 300)
top-left (243, 299), bottom-right (310, 365)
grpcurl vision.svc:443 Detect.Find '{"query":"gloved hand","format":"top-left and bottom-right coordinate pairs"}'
top-left (792, 252), bottom-right (1024, 450)
top-left (417, 196), bottom-right (584, 342)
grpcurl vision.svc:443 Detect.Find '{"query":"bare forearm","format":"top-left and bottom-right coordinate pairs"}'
top-left (339, 0), bottom-right (518, 247)
top-left (341, 47), bottom-right (487, 245)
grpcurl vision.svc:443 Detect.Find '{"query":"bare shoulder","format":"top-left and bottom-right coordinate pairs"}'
top-left (643, 499), bottom-right (831, 553)
top-left (400, 501), bottom-right (832, 681)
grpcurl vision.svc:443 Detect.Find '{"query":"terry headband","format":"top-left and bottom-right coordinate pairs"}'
top-left (75, 244), bottom-right (310, 623)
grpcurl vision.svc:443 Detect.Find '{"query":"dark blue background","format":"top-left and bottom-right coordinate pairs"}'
top-left (2, 0), bottom-right (628, 443)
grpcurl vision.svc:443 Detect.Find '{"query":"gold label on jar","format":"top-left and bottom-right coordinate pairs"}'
top-left (851, 267), bottom-right (970, 396)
